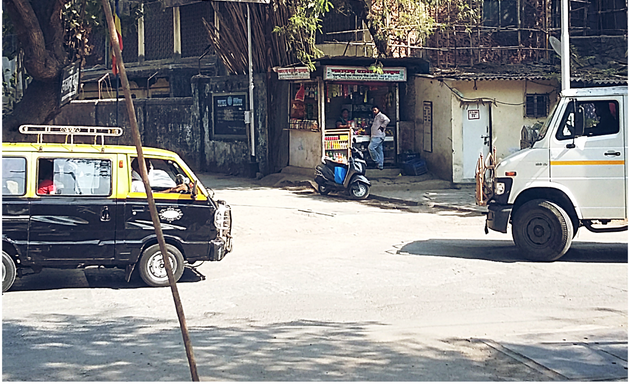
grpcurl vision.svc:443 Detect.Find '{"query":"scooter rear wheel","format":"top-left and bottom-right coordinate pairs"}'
top-left (318, 184), bottom-right (330, 195)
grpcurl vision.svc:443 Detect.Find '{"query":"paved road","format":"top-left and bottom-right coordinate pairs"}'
top-left (3, 175), bottom-right (627, 381)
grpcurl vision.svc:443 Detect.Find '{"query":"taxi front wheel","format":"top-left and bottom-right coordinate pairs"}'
top-left (138, 244), bottom-right (185, 287)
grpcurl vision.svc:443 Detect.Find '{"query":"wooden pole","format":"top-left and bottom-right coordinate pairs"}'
top-left (100, 0), bottom-right (199, 381)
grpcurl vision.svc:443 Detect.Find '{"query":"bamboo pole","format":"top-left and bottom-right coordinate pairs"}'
top-left (100, 0), bottom-right (199, 381)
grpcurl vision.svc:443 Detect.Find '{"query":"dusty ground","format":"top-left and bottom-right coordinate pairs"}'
top-left (3, 175), bottom-right (627, 381)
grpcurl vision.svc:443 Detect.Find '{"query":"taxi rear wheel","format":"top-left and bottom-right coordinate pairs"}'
top-left (3, 251), bottom-right (17, 292)
top-left (138, 244), bottom-right (185, 287)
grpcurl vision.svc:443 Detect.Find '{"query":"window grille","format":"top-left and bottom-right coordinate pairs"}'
top-left (318, 11), bottom-right (363, 43)
top-left (526, 94), bottom-right (548, 117)
top-left (122, 27), bottom-right (138, 63)
top-left (181, 2), bottom-right (215, 58)
top-left (145, 2), bottom-right (174, 61)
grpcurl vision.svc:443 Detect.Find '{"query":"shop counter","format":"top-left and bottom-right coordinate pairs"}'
top-left (353, 135), bottom-right (394, 143)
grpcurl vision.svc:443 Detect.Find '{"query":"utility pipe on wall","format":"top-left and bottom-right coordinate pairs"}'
top-left (247, 3), bottom-right (255, 158)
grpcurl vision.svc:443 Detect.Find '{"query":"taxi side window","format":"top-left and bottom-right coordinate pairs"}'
top-left (2, 157), bottom-right (26, 196)
top-left (130, 157), bottom-right (190, 194)
top-left (38, 158), bottom-right (112, 196)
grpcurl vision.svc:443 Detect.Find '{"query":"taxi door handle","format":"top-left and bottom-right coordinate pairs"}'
top-left (131, 205), bottom-right (145, 215)
top-left (604, 151), bottom-right (621, 157)
top-left (100, 206), bottom-right (111, 222)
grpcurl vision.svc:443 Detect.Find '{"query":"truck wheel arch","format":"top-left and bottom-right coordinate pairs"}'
top-left (512, 188), bottom-right (580, 234)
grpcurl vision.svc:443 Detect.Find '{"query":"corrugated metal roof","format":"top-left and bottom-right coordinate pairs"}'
top-left (571, 77), bottom-right (628, 86)
top-left (426, 64), bottom-right (627, 86)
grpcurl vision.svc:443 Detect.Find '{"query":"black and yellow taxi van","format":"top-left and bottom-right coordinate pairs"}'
top-left (2, 125), bottom-right (232, 291)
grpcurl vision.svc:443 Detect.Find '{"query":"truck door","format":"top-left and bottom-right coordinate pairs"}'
top-left (28, 156), bottom-right (116, 264)
top-left (550, 98), bottom-right (626, 219)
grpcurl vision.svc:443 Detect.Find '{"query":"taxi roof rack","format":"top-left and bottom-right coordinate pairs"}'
top-left (19, 125), bottom-right (123, 146)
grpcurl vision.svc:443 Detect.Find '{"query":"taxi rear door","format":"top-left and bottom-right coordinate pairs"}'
top-left (28, 155), bottom-right (117, 264)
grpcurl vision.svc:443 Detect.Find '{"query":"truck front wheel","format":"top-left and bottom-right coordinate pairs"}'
top-left (512, 199), bottom-right (573, 262)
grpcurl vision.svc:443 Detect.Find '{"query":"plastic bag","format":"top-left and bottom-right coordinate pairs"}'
top-left (295, 84), bottom-right (305, 101)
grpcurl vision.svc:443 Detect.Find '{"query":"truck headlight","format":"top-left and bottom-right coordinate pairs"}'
top-left (495, 182), bottom-right (505, 195)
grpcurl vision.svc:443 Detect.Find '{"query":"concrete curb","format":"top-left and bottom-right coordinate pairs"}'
top-left (290, 180), bottom-right (487, 214)
top-left (248, 168), bottom-right (488, 214)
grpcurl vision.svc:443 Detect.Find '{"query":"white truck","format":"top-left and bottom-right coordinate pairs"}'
top-left (476, 86), bottom-right (627, 261)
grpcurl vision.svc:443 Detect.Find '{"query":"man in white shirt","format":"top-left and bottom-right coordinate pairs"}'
top-left (368, 105), bottom-right (390, 170)
top-left (131, 158), bottom-right (187, 193)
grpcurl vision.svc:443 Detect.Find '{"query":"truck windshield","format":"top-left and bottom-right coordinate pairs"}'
top-left (535, 101), bottom-right (560, 142)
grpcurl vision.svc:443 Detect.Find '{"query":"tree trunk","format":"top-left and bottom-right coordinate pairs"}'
top-left (3, 0), bottom-right (68, 133)
top-left (2, 80), bottom-right (61, 137)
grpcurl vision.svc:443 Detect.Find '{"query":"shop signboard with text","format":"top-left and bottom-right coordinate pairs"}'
top-left (324, 66), bottom-right (407, 82)
top-left (278, 67), bottom-right (310, 80)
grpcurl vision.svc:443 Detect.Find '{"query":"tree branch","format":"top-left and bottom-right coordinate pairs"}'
top-left (3, 0), bottom-right (65, 80)
top-left (343, 0), bottom-right (389, 56)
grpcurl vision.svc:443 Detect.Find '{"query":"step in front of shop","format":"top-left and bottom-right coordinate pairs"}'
top-left (365, 168), bottom-right (403, 178)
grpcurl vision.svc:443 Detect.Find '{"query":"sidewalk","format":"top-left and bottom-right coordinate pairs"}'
top-left (254, 166), bottom-right (487, 214)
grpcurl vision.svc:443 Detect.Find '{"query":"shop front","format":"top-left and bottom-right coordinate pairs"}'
top-left (280, 64), bottom-right (408, 170)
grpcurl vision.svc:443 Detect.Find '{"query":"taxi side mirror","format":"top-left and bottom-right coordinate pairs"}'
top-left (191, 179), bottom-right (198, 201)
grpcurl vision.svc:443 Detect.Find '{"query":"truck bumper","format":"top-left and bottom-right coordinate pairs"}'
top-left (487, 203), bottom-right (512, 233)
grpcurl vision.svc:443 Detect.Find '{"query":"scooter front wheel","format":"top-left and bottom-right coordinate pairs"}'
top-left (318, 184), bottom-right (330, 195)
top-left (349, 181), bottom-right (370, 200)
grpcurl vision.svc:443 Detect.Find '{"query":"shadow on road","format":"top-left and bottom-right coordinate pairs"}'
top-left (2, 316), bottom-right (571, 381)
top-left (398, 239), bottom-right (628, 263)
top-left (8, 266), bottom-right (203, 292)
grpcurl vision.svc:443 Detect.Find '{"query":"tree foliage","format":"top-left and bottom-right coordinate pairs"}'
top-left (272, 0), bottom-right (478, 67)
top-left (272, 0), bottom-right (333, 70)
top-left (2, 0), bottom-right (140, 133)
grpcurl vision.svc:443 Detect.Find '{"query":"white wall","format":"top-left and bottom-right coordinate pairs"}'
top-left (413, 76), bottom-right (560, 182)
top-left (449, 79), bottom-right (559, 165)
top-left (414, 77), bottom-right (455, 181)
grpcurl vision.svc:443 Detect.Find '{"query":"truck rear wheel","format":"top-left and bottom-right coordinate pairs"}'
top-left (512, 199), bottom-right (573, 262)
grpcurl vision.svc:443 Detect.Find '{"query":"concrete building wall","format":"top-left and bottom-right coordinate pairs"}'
top-left (414, 77), bottom-right (558, 182)
top-left (49, 98), bottom-right (202, 170)
top-left (414, 77), bottom-right (454, 181)
top-left (193, 74), bottom-right (268, 176)
top-left (316, 43), bottom-right (375, 58)
top-left (19, 73), bottom-right (272, 177)
top-left (449, 79), bottom-right (558, 165)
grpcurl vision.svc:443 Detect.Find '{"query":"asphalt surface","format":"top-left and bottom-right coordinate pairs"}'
top-left (2, 170), bottom-right (627, 381)
top-left (200, 169), bottom-right (628, 381)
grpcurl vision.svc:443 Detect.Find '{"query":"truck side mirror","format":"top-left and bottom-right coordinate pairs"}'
top-left (565, 100), bottom-right (584, 149)
top-left (574, 103), bottom-right (585, 137)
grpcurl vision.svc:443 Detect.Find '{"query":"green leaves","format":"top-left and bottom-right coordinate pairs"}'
top-left (273, 0), bottom-right (333, 70)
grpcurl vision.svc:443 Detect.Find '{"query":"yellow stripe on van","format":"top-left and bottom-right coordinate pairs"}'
top-left (550, 160), bottom-right (625, 166)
